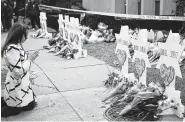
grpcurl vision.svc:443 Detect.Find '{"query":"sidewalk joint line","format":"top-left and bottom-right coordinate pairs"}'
top-left (105, 64), bottom-right (111, 74)
top-left (62, 63), bottom-right (106, 69)
top-left (33, 84), bottom-right (56, 90)
top-left (34, 106), bottom-right (50, 111)
top-left (31, 63), bottom-right (107, 72)
top-left (33, 62), bottom-right (84, 121)
top-left (59, 86), bottom-right (104, 93)
top-left (35, 91), bottom-right (59, 97)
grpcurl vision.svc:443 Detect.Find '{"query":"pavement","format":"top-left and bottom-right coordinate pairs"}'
top-left (1, 31), bottom-right (183, 121)
top-left (1, 31), bottom-right (112, 121)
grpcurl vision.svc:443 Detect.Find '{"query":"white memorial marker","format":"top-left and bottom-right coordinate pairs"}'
top-left (156, 31), bottom-right (164, 42)
top-left (74, 18), bottom-right (82, 50)
top-left (74, 17), bottom-right (87, 58)
top-left (115, 26), bottom-right (131, 75)
top-left (39, 12), bottom-right (47, 32)
top-left (131, 29), bottom-right (151, 86)
top-left (148, 29), bottom-right (155, 42)
top-left (166, 30), bottom-right (173, 42)
top-left (58, 14), bottom-right (64, 38)
top-left (165, 31), bottom-right (181, 46)
top-left (64, 15), bottom-right (70, 41)
top-left (69, 17), bottom-right (75, 42)
top-left (39, 12), bottom-right (43, 30)
top-left (68, 16), bottom-right (86, 59)
top-left (156, 35), bottom-right (184, 118)
top-left (115, 33), bottom-right (130, 75)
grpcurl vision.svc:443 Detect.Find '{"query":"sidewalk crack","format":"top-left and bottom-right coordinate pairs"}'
top-left (33, 83), bottom-right (56, 90)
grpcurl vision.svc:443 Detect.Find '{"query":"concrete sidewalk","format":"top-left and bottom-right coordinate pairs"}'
top-left (1, 32), bottom-right (183, 121)
top-left (1, 33), bottom-right (111, 121)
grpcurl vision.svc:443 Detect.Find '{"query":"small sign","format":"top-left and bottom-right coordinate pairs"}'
top-left (157, 29), bottom-right (184, 62)
top-left (158, 38), bottom-right (184, 61)
top-left (131, 29), bottom-right (149, 54)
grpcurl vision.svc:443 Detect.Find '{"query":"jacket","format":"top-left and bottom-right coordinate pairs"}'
top-left (2, 1), bottom-right (13, 18)
top-left (27, 2), bottom-right (40, 16)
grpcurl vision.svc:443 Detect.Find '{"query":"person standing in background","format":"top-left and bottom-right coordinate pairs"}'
top-left (2, 0), bottom-right (13, 32)
top-left (27, 0), bottom-right (41, 30)
top-left (6, 0), bottom-right (14, 8)
top-left (13, 1), bottom-right (19, 23)
top-left (2, 1), bottom-right (5, 31)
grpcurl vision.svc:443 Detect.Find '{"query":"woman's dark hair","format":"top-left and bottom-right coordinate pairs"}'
top-left (1, 22), bottom-right (28, 58)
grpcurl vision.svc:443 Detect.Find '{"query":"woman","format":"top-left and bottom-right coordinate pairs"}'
top-left (1, 23), bottom-right (39, 117)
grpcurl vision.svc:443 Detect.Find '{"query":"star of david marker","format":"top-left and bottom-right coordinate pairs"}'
top-left (130, 29), bottom-right (151, 86)
top-left (156, 33), bottom-right (184, 118)
top-left (115, 33), bottom-right (131, 75)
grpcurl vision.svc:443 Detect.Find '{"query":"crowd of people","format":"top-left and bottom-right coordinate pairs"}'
top-left (1, 0), bottom-right (41, 32)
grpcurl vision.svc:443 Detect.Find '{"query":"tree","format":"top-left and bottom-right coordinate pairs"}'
top-left (175, 0), bottom-right (185, 39)
top-left (48, 0), bottom-right (57, 6)
top-left (40, 0), bottom-right (50, 5)
top-left (175, 0), bottom-right (185, 16)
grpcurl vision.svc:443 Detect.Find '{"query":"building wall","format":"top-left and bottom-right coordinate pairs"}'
top-left (115, 0), bottom-right (126, 14)
top-left (82, 0), bottom-right (115, 13)
top-left (126, 0), bottom-right (138, 14)
top-left (160, 0), bottom-right (176, 15)
top-left (82, 0), bottom-right (176, 16)
top-left (141, 0), bottom-right (155, 15)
